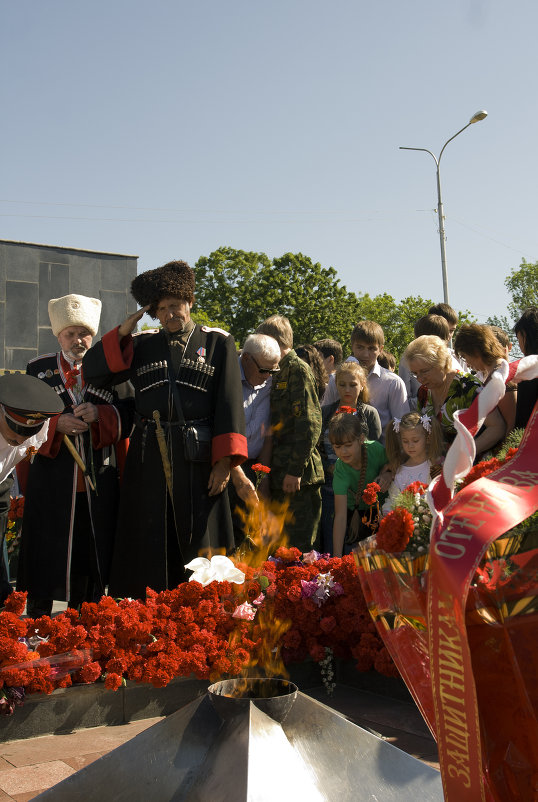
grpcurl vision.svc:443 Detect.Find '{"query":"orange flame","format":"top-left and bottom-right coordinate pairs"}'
top-left (234, 491), bottom-right (292, 567)
top-left (222, 492), bottom-right (294, 688)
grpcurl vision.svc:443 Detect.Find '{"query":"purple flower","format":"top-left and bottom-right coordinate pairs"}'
top-left (300, 579), bottom-right (318, 599)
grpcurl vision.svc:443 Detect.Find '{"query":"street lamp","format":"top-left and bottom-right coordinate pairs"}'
top-left (400, 110), bottom-right (488, 304)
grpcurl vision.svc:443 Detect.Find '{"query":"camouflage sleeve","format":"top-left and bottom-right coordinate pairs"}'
top-left (285, 361), bottom-right (322, 477)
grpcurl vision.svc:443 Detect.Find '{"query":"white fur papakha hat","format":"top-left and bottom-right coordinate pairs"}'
top-left (48, 294), bottom-right (102, 337)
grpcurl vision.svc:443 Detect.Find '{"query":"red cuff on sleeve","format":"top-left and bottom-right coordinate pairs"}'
top-left (16, 461), bottom-right (30, 496)
top-left (212, 433), bottom-right (248, 466)
top-left (38, 414), bottom-right (64, 458)
top-left (102, 327), bottom-right (134, 373)
top-left (91, 405), bottom-right (120, 448)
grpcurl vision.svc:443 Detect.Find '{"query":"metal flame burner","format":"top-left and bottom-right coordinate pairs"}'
top-left (35, 681), bottom-right (443, 801)
top-left (208, 677), bottom-right (298, 723)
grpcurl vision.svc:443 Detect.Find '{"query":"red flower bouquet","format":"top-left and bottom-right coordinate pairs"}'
top-left (355, 361), bottom-right (538, 802)
top-left (362, 482), bottom-right (380, 507)
top-left (376, 508), bottom-right (414, 553)
top-left (0, 555), bottom-right (396, 716)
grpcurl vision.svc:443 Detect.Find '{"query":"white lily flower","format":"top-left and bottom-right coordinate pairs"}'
top-left (184, 555), bottom-right (245, 586)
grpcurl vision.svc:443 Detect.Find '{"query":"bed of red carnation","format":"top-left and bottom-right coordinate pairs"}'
top-left (0, 550), bottom-right (397, 702)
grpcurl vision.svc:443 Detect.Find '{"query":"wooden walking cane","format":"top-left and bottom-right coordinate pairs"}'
top-left (63, 434), bottom-right (96, 492)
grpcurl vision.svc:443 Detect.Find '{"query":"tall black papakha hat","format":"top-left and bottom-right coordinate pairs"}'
top-left (131, 260), bottom-right (195, 318)
top-left (0, 374), bottom-right (64, 436)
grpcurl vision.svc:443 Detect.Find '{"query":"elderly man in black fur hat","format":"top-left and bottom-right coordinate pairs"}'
top-left (82, 260), bottom-right (248, 599)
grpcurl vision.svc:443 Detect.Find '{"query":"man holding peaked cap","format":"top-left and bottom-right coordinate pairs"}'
top-left (16, 294), bottom-right (133, 618)
top-left (0, 373), bottom-right (64, 480)
top-left (0, 373), bottom-right (64, 604)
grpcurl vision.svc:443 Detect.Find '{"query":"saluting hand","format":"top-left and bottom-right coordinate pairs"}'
top-left (118, 306), bottom-right (149, 339)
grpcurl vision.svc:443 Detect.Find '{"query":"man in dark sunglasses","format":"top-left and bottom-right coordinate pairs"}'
top-left (229, 334), bottom-right (281, 543)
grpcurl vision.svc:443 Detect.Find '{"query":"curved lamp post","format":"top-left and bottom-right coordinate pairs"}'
top-left (400, 110), bottom-right (487, 304)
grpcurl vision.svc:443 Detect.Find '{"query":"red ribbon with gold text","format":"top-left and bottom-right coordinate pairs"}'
top-left (427, 357), bottom-right (538, 801)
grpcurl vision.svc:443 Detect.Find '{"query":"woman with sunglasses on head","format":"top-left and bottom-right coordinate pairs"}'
top-left (404, 335), bottom-right (505, 456)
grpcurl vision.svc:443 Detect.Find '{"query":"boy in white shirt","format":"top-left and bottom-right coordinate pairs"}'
top-left (350, 321), bottom-right (409, 440)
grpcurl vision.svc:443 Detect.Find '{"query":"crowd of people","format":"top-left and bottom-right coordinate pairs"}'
top-left (1, 258), bottom-right (537, 608)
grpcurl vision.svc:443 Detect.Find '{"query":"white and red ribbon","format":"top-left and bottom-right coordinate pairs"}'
top-left (425, 356), bottom-right (538, 801)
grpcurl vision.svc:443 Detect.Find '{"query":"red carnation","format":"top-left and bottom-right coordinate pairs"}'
top-left (251, 463), bottom-right (270, 474)
top-left (274, 546), bottom-right (302, 563)
top-left (3, 592), bottom-right (27, 618)
top-left (336, 405), bottom-right (356, 415)
top-left (64, 367), bottom-right (80, 391)
top-left (104, 673), bottom-right (123, 691)
top-left (362, 482), bottom-right (380, 506)
top-left (320, 616), bottom-right (336, 634)
top-left (458, 448), bottom-right (516, 490)
top-left (75, 661), bottom-right (102, 684)
top-left (404, 481), bottom-right (428, 495)
top-left (376, 508), bottom-right (414, 553)
top-left (286, 585), bottom-right (302, 602)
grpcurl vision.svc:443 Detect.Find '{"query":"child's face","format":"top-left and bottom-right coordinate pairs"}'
top-left (351, 340), bottom-right (381, 373)
top-left (332, 436), bottom-right (365, 468)
top-left (400, 426), bottom-right (428, 461)
top-left (336, 373), bottom-right (361, 406)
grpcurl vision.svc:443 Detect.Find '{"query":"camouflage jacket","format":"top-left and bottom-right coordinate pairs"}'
top-left (269, 349), bottom-right (324, 487)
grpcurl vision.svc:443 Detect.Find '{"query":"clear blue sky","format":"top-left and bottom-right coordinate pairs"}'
top-left (2, 0), bottom-right (537, 327)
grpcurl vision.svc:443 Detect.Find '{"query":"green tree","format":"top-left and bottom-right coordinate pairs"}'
top-left (485, 314), bottom-right (523, 358)
top-left (505, 259), bottom-right (538, 320)
top-left (193, 246), bottom-right (444, 359)
top-left (258, 252), bottom-right (358, 346)
top-left (484, 258), bottom-right (538, 356)
top-left (194, 247), bottom-right (272, 344)
top-left (194, 248), bottom-right (360, 346)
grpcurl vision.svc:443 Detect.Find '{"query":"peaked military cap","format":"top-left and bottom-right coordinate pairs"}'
top-left (0, 374), bottom-right (64, 436)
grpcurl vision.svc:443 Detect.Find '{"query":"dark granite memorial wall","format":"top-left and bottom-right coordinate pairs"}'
top-left (0, 240), bottom-right (138, 372)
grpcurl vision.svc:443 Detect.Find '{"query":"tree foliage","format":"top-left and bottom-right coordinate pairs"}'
top-left (485, 258), bottom-right (538, 358)
top-left (193, 247), bottom-right (272, 343)
top-left (485, 313), bottom-right (523, 358)
top-left (505, 259), bottom-right (538, 321)
top-left (194, 247), bottom-right (438, 359)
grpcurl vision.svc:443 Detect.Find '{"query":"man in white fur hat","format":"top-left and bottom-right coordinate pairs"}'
top-left (16, 294), bottom-right (133, 618)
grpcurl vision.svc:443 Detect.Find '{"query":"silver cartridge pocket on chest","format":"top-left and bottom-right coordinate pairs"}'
top-left (136, 361), bottom-right (170, 392)
top-left (176, 358), bottom-right (215, 392)
top-left (85, 385), bottom-right (114, 405)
